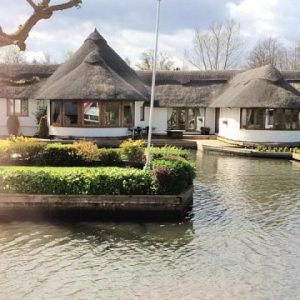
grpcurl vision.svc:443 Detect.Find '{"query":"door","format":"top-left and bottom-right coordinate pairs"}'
top-left (215, 108), bottom-right (220, 134)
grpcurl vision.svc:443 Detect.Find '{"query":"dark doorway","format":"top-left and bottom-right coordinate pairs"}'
top-left (215, 108), bottom-right (220, 134)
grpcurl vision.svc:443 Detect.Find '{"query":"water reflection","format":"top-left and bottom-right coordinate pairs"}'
top-left (0, 153), bottom-right (299, 300)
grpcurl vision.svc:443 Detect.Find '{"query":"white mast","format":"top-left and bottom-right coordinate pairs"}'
top-left (144, 0), bottom-right (162, 169)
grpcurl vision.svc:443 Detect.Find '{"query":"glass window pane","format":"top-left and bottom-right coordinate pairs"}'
top-left (51, 101), bottom-right (61, 124)
top-left (14, 99), bottom-right (21, 115)
top-left (7, 99), bottom-right (14, 116)
top-left (64, 101), bottom-right (78, 126)
top-left (188, 109), bottom-right (196, 130)
top-left (168, 109), bottom-right (178, 129)
top-left (265, 109), bottom-right (274, 129)
top-left (241, 109), bottom-right (247, 128)
top-left (291, 110), bottom-right (298, 129)
top-left (105, 102), bottom-right (120, 126)
top-left (178, 109), bottom-right (186, 130)
top-left (256, 109), bottom-right (265, 129)
top-left (274, 109), bottom-right (285, 129)
top-left (123, 102), bottom-right (134, 127)
top-left (21, 100), bottom-right (28, 116)
top-left (246, 109), bottom-right (255, 129)
top-left (83, 101), bottom-right (99, 126)
top-left (140, 106), bottom-right (144, 121)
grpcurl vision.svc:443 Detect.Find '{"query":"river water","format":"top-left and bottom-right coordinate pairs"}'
top-left (0, 153), bottom-right (299, 300)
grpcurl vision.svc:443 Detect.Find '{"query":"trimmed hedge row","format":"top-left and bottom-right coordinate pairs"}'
top-left (0, 138), bottom-right (196, 195)
top-left (0, 167), bottom-right (157, 195)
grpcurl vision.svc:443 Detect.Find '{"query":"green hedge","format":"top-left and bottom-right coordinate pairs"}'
top-left (151, 156), bottom-right (195, 194)
top-left (150, 145), bottom-right (191, 160)
top-left (0, 167), bottom-right (157, 195)
top-left (0, 139), bottom-right (196, 195)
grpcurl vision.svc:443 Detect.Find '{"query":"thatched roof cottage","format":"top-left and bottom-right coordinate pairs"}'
top-left (1, 29), bottom-right (300, 144)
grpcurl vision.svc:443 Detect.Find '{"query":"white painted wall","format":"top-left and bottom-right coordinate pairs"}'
top-left (134, 101), bottom-right (147, 128)
top-left (0, 98), bottom-right (39, 137)
top-left (49, 126), bottom-right (130, 137)
top-left (205, 108), bottom-right (216, 134)
top-left (144, 107), bottom-right (168, 134)
top-left (218, 108), bottom-right (300, 143)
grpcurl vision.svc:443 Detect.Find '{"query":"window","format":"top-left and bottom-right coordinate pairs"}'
top-left (140, 106), bottom-right (145, 121)
top-left (50, 100), bottom-right (134, 128)
top-left (64, 101), bottom-right (79, 126)
top-left (7, 99), bottom-right (28, 116)
top-left (51, 101), bottom-right (61, 125)
top-left (104, 102), bottom-right (120, 127)
top-left (83, 101), bottom-right (100, 126)
top-left (123, 102), bottom-right (134, 127)
top-left (167, 108), bottom-right (199, 131)
top-left (241, 108), bottom-right (300, 130)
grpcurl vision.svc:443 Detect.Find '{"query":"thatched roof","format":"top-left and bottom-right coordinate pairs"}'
top-left (0, 63), bottom-right (57, 81)
top-left (210, 65), bottom-right (300, 109)
top-left (0, 64), bottom-right (57, 99)
top-left (137, 70), bottom-right (237, 107)
top-left (36, 29), bottom-right (149, 101)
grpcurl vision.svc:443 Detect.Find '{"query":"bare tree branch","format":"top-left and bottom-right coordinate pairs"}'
top-left (186, 20), bottom-right (244, 70)
top-left (0, 0), bottom-right (82, 51)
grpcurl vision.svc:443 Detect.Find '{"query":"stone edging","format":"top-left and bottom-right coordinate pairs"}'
top-left (0, 187), bottom-right (194, 215)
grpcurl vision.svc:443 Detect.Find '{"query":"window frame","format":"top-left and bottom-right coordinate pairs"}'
top-left (7, 99), bottom-right (29, 117)
top-left (240, 108), bottom-right (300, 130)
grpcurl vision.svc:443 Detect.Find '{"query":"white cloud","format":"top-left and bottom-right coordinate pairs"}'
top-left (109, 28), bottom-right (194, 68)
top-left (227, 0), bottom-right (300, 46)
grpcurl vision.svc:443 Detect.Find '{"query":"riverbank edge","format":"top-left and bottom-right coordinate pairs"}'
top-left (0, 187), bottom-right (193, 220)
top-left (200, 144), bottom-right (300, 160)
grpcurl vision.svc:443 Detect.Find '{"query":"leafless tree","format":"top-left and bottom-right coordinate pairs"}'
top-left (248, 37), bottom-right (288, 69)
top-left (135, 49), bottom-right (175, 71)
top-left (186, 20), bottom-right (244, 70)
top-left (247, 37), bottom-right (300, 70)
top-left (0, 0), bottom-right (82, 51)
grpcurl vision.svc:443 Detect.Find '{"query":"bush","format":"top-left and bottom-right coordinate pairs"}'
top-left (38, 115), bottom-right (49, 138)
top-left (0, 140), bottom-right (12, 163)
top-left (73, 141), bottom-right (99, 162)
top-left (0, 167), bottom-right (157, 195)
top-left (34, 106), bottom-right (47, 125)
top-left (120, 139), bottom-right (145, 163)
top-left (99, 148), bottom-right (121, 166)
top-left (150, 146), bottom-right (191, 160)
top-left (10, 142), bottom-right (46, 162)
top-left (40, 144), bottom-right (80, 166)
top-left (7, 116), bottom-right (19, 136)
top-left (152, 157), bottom-right (195, 194)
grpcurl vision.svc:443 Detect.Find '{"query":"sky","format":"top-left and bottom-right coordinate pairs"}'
top-left (1, 0), bottom-right (300, 67)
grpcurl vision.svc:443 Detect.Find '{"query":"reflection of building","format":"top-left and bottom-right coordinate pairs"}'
top-left (1, 29), bottom-right (300, 143)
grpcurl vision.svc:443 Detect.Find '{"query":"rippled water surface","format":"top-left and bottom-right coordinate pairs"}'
top-left (0, 153), bottom-right (300, 300)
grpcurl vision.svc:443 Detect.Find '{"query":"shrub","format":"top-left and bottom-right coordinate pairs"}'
top-left (150, 146), bottom-right (191, 160)
top-left (152, 157), bottom-right (195, 194)
top-left (120, 139), bottom-right (145, 163)
top-left (7, 116), bottom-right (19, 136)
top-left (38, 115), bottom-right (49, 138)
top-left (40, 144), bottom-right (80, 166)
top-left (0, 167), bottom-right (157, 195)
top-left (152, 166), bottom-right (173, 194)
top-left (34, 106), bottom-right (47, 125)
top-left (99, 148), bottom-right (121, 166)
top-left (10, 142), bottom-right (46, 162)
top-left (73, 141), bottom-right (99, 162)
top-left (8, 135), bottom-right (36, 143)
top-left (0, 140), bottom-right (12, 163)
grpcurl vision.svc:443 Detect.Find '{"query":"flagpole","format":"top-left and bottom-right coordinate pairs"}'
top-left (144, 0), bottom-right (162, 169)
